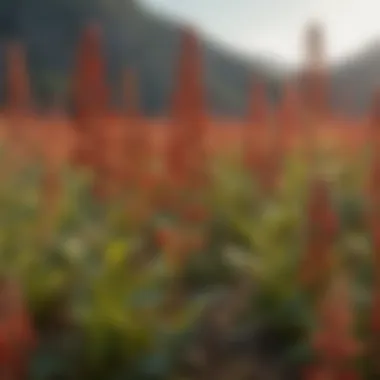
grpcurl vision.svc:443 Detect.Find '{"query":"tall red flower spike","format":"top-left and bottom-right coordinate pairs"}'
top-left (167, 26), bottom-right (207, 191)
top-left (311, 273), bottom-right (360, 379)
top-left (302, 22), bottom-right (330, 120)
top-left (5, 42), bottom-right (31, 114)
top-left (182, 27), bottom-right (208, 187)
top-left (307, 179), bottom-right (338, 234)
top-left (172, 27), bottom-right (205, 129)
top-left (4, 41), bottom-right (33, 154)
top-left (300, 178), bottom-right (339, 287)
top-left (0, 279), bottom-right (36, 379)
top-left (72, 22), bottom-right (110, 174)
top-left (72, 23), bottom-right (113, 200)
top-left (72, 23), bottom-right (109, 123)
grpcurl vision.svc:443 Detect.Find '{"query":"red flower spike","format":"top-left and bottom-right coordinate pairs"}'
top-left (73, 23), bottom-right (109, 122)
top-left (167, 26), bottom-right (207, 193)
top-left (300, 178), bottom-right (339, 287)
top-left (72, 23), bottom-right (110, 178)
top-left (299, 241), bottom-right (332, 287)
top-left (311, 273), bottom-right (360, 374)
top-left (5, 42), bottom-right (31, 114)
top-left (302, 23), bottom-right (330, 119)
top-left (307, 179), bottom-right (339, 238)
top-left (4, 42), bottom-right (33, 153)
top-left (172, 26), bottom-right (205, 127)
top-left (0, 279), bottom-right (36, 377)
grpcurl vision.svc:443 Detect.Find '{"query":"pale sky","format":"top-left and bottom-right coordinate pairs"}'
top-left (140, 0), bottom-right (380, 67)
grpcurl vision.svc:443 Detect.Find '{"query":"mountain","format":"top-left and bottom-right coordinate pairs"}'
top-left (0, 0), bottom-right (285, 116)
top-left (329, 42), bottom-right (380, 116)
top-left (0, 0), bottom-right (378, 117)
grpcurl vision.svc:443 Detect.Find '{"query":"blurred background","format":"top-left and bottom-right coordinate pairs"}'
top-left (0, 1), bottom-right (378, 380)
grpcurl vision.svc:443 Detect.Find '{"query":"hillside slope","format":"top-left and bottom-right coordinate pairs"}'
top-left (0, 0), bottom-right (283, 116)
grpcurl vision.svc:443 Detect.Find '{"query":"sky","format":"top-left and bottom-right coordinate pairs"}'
top-left (140, 0), bottom-right (380, 67)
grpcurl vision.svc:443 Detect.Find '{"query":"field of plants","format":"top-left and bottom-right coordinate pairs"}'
top-left (0, 22), bottom-right (379, 380)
